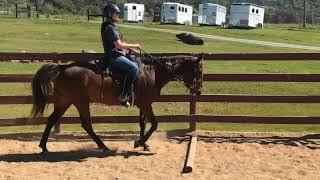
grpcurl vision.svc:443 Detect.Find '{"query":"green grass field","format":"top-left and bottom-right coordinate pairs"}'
top-left (0, 18), bottom-right (316, 53)
top-left (0, 18), bottom-right (320, 134)
top-left (143, 22), bottom-right (320, 47)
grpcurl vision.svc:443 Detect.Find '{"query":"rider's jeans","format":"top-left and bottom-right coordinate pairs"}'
top-left (110, 55), bottom-right (139, 95)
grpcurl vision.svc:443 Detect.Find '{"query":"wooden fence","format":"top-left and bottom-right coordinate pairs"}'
top-left (87, 9), bottom-right (104, 21)
top-left (0, 52), bottom-right (320, 134)
top-left (14, 4), bottom-right (39, 19)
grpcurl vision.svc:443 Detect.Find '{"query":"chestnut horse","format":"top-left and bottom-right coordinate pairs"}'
top-left (31, 54), bottom-right (203, 154)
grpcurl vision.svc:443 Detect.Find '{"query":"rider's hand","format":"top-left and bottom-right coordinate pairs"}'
top-left (135, 44), bottom-right (141, 50)
top-left (129, 48), bottom-right (140, 55)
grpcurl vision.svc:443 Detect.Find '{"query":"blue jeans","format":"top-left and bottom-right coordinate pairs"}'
top-left (110, 55), bottom-right (139, 95)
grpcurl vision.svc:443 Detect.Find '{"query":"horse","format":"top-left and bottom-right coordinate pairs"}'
top-left (30, 53), bottom-right (203, 154)
top-left (176, 33), bottom-right (204, 45)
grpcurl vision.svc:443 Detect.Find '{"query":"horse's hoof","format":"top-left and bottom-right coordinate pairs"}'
top-left (143, 144), bottom-right (152, 151)
top-left (134, 140), bottom-right (141, 148)
top-left (40, 150), bottom-right (49, 156)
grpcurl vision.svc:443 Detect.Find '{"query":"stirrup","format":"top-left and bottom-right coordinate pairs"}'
top-left (118, 94), bottom-right (131, 108)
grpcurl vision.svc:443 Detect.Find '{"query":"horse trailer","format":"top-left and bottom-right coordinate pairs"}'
top-left (198, 3), bottom-right (226, 26)
top-left (229, 3), bottom-right (264, 28)
top-left (123, 3), bottom-right (144, 23)
top-left (161, 2), bottom-right (193, 25)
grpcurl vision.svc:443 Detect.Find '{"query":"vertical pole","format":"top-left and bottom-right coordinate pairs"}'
top-left (311, 6), bottom-right (314, 24)
top-left (189, 94), bottom-right (197, 131)
top-left (87, 9), bottom-right (90, 21)
top-left (15, 4), bottom-right (18, 18)
top-left (303, 0), bottom-right (306, 28)
top-left (27, 4), bottom-right (31, 19)
top-left (36, 4), bottom-right (39, 18)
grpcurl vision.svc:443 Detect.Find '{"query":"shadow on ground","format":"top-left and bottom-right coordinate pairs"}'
top-left (0, 149), bottom-right (156, 163)
top-left (0, 130), bottom-right (319, 151)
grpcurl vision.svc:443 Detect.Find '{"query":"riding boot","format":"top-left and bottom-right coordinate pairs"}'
top-left (118, 76), bottom-right (134, 108)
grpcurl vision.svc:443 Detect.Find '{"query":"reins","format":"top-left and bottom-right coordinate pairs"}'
top-left (139, 49), bottom-right (198, 90)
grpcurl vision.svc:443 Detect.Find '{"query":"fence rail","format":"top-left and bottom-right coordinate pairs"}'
top-left (1, 52), bottom-right (320, 61)
top-left (0, 115), bottom-right (318, 127)
top-left (0, 52), bottom-right (320, 133)
top-left (1, 95), bottom-right (320, 104)
top-left (2, 74), bottom-right (320, 82)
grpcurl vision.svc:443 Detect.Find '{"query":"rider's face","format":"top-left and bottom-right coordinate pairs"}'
top-left (112, 12), bottom-right (119, 22)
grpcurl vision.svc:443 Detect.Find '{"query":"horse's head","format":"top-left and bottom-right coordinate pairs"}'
top-left (172, 54), bottom-right (203, 95)
top-left (154, 54), bottom-right (203, 95)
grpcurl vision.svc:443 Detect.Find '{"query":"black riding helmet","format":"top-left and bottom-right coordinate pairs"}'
top-left (103, 4), bottom-right (121, 18)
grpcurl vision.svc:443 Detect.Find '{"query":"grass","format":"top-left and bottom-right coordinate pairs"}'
top-left (0, 18), bottom-right (320, 134)
top-left (142, 22), bottom-right (320, 48)
top-left (0, 18), bottom-right (314, 53)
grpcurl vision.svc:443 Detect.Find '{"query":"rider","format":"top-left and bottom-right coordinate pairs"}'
top-left (101, 4), bottom-right (140, 107)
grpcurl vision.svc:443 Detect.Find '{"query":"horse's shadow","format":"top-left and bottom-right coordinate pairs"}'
top-left (169, 132), bottom-right (320, 150)
top-left (0, 131), bottom-right (157, 163)
top-left (0, 150), bottom-right (155, 163)
top-left (0, 130), bottom-right (319, 163)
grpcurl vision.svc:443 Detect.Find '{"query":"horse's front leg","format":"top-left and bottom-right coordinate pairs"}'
top-left (138, 110), bottom-right (146, 141)
top-left (134, 105), bottom-right (156, 151)
top-left (134, 110), bottom-right (150, 150)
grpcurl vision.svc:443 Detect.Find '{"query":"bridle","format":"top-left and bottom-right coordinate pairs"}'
top-left (138, 49), bottom-right (200, 91)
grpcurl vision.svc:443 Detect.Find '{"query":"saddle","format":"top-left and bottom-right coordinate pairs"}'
top-left (94, 53), bottom-right (142, 103)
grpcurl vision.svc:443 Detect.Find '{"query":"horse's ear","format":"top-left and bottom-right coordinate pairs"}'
top-left (196, 53), bottom-right (204, 64)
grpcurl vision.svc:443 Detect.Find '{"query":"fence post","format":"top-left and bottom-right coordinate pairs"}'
top-left (87, 9), bottom-right (90, 21)
top-left (27, 4), bottom-right (31, 19)
top-left (189, 94), bottom-right (197, 131)
top-left (15, 4), bottom-right (18, 18)
top-left (36, 4), bottom-right (39, 18)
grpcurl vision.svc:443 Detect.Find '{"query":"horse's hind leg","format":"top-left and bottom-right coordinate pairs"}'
top-left (74, 102), bottom-right (110, 152)
top-left (39, 102), bottom-right (70, 154)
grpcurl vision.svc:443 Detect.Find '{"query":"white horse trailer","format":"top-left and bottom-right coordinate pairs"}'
top-left (161, 2), bottom-right (193, 25)
top-left (123, 3), bottom-right (144, 23)
top-left (198, 3), bottom-right (226, 26)
top-left (229, 3), bottom-right (264, 28)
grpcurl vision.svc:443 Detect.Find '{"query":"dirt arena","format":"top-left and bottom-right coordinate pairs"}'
top-left (0, 131), bottom-right (319, 179)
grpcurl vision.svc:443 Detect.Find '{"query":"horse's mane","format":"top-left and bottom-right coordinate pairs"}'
top-left (149, 55), bottom-right (199, 64)
top-left (141, 55), bottom-right (199, 71)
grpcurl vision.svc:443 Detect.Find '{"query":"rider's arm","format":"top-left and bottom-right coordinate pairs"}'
top-left (114, 40), bottom-right (140, 50)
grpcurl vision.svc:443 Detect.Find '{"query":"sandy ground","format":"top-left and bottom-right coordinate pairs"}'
top-left (0, 130), bottom-right (319, 180)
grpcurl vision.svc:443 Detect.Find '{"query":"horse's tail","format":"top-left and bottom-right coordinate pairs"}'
top-left (31, 63), bottom-right (61, 119)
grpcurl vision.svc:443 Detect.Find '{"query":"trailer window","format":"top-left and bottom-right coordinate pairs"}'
top-left (178, 6), bottom-right (181, 11)
top-left (256, 9), bottom-right (259, 14)
top-left (182, 7), bottom-right (184, 12)
top-left (133, 6), bottom-right (136, 10)
top-left (185, 8), bottom-right (187, 13)
top-left (252, 8), bottom-right (255, 13)
top-left (170, 6), bottom-right (174, 10)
